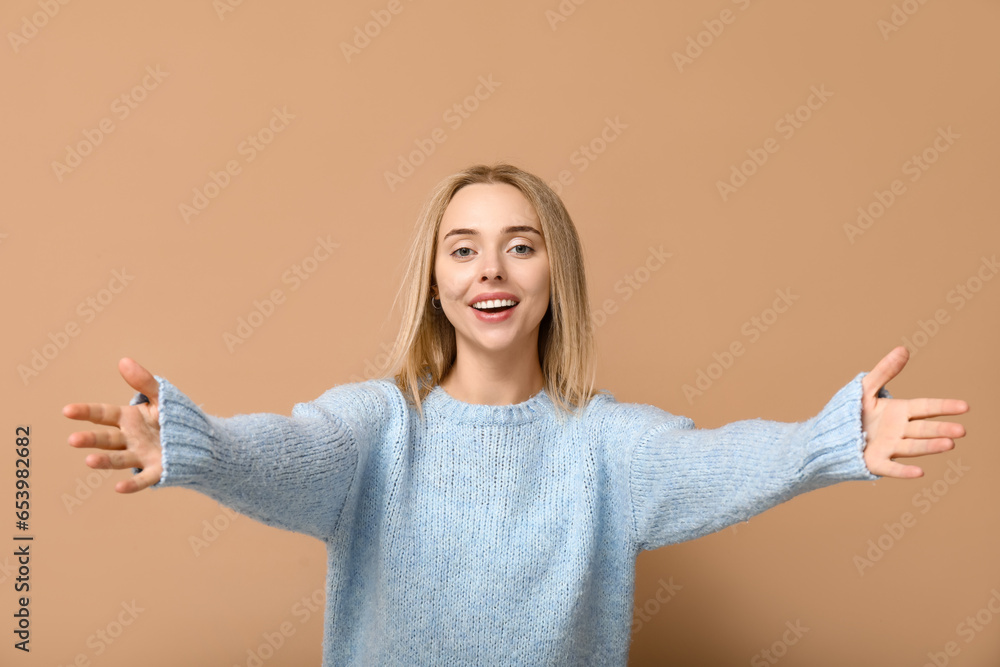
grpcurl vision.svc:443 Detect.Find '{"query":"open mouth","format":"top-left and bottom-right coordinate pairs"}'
top-left (473, 304), bottom-right (517, 314)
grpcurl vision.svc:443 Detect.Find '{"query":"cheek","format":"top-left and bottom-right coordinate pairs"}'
top-left (532, 264), bottom-right (551, 299)
top-left (437, 281), bottom-right (467, 305)
top-left (433, 262), bottom-right (459, 299)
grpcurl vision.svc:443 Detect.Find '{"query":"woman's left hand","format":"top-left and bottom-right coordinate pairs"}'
top-left (861, 346), bottom-right (970, 479)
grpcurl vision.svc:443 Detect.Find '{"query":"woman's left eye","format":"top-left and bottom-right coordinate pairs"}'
top-left (512, 245), bottom-right (534, 255)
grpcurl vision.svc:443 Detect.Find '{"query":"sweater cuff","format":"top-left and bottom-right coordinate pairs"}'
top-left (128, 375), bottom-right (213, 490)
top-left (805, 371), bottom-right (891, 485)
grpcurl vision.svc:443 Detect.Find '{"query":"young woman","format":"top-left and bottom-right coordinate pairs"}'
top-left (64, 163), bottom-right (969, 665)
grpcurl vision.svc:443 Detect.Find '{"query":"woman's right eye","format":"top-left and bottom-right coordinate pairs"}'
top-left (451, 247), bottom-right (473, 258)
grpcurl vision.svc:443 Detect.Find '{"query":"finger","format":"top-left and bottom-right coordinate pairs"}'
top-left (84, 449), bottom-right (141, 471)
top-left (886, 437), bottom-right (956, 458)
top-left (67, 429), bottom-right (127, 450)
top-left (115, 466), bottom-right (162, 494)
top-left (119, 358), bottom-right (159, 403)
top-left (62, 403), bottom-right (123, 427)
top-left (868, 457), bottom-right (924, 479)
top-left (862, 346), bottom-right (909, 400)
top-left (905, 398), bottom-right (971, 420)
top-left (903, 419), bottom-right (967, 440)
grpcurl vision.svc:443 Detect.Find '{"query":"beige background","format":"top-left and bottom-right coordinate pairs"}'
top-left (1, 0), bottom-right (997, 665)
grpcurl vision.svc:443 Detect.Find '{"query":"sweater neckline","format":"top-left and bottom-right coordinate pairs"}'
top-left (423, 383), bottom-right (551, 425)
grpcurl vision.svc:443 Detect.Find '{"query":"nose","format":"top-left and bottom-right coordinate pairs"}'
top-left (480, 270), bottom-right (503, 281)
top-left (479, 247), bottom-right (504, 281)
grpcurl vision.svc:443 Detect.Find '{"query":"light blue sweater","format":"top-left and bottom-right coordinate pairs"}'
top-left (130, 371), bottom-right (888, 665)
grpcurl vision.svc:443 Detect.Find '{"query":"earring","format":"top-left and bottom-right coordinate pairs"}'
top-left (431, 294), bottom-right (441, 309)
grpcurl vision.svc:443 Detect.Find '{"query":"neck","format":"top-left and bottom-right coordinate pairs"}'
top-left (440, 348), bottom-right (545, 406)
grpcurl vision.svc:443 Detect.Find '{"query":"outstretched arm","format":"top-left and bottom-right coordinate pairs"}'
top-left (628, 347), bottom-right (969, 552)
top-left (65, 358), bottom-right (362, 541)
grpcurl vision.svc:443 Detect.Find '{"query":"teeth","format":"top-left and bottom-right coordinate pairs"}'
top-left (472, 299), bottom-right (518, 310)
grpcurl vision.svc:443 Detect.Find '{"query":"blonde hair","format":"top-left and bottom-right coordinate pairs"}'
top-left (379, 162), bottom-right (599, 423)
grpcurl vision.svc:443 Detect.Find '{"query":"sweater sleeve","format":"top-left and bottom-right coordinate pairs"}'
top-left (628, 371), bottom-right (891, 552)
top-left (128, 375), bottom-right (360, 541)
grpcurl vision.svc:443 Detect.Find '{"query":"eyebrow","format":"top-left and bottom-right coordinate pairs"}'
top-left (442, 225), bottom-right (542, 241)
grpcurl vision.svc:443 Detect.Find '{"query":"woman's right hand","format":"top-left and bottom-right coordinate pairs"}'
top-left (63, 357), bottom-right (164, 493)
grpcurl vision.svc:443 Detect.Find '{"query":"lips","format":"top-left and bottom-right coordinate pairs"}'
top-left (470, 302), bottom-right (518, 322)
top-left (472, 303), bottom-right (516, 313)
top-left (468, 292), bottom-right (519, 307)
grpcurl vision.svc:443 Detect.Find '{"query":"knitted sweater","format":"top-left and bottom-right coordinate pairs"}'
top-left (129, 371), bottom-right (888, 666)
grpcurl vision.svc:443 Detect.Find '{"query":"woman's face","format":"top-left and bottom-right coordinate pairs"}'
top-left (433, 182), bottom-right (551, 361)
